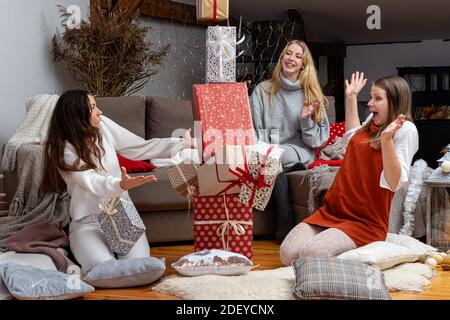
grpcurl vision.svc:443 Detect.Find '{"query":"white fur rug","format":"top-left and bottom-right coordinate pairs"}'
top-left (151, 263), bottom-right (435, 300)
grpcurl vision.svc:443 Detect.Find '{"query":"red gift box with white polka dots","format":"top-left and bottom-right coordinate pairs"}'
top-left (193, 192), bottom-right (253, 259)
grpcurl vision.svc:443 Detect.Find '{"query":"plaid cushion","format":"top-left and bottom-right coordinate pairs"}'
top-left (292, 257), bottom-right (391, 300)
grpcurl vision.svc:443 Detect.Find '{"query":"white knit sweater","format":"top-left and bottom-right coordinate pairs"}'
top-left (60, 116), bottom-right (183, 220)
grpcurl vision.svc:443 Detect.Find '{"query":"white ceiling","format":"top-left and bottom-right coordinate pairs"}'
top-left (229, 0), bottom-right (450, 44)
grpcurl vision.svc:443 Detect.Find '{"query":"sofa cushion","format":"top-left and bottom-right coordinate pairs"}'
top-left (96, 96), bottom-right (146, 138)
top-left (146, 96), bottom-right (194, 140)
top-left (117, 154), bottom-right (156, 173)
top-left (128, 167), bottom-right (188, 212)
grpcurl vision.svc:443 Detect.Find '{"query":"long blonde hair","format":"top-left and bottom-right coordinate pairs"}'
top-left (267, 40), bottom-right (328, 122)
top-left (361, 76), bottom-right (412, 149)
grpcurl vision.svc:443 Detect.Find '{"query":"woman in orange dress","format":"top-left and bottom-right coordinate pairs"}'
top-left (280, 72), bottom-right (419, 266)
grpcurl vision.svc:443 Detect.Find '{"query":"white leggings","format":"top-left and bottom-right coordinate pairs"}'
top-left (69, 215), bottom-right (150, 274)
top-left (279, 222), bottom-right (356, 266)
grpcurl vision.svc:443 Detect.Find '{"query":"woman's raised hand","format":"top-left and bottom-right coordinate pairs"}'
top-left (381, 114), bottom-right (406, 141)
top-left (119, 166), bottom-right (158, 191)
top-left (345, 71), bottom-right (367, 97)
top-left (300, 100), bottom-right (320, 119)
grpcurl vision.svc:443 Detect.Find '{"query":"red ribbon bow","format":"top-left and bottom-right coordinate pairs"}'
top-left (228, 144), bottom-right (275, 207)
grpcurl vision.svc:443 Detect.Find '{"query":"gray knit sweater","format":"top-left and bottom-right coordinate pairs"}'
top-left (250, 74), bottom-right (330, 167)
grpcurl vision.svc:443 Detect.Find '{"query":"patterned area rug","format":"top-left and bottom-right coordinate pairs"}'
top-left (151, 263), bottom-right (435, 300)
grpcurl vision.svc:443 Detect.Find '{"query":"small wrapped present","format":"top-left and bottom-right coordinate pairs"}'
top-left (167, 164), bottom-right (199, 198)
top-left (196, 145), bottom-right (253, 196)
top-left (193, 192), bottom-right (253, 259)
top-left (192, 83), bottom-right (256, 161)
top-left (197, 161), bottom-right (240, 196)
top-left (206, 26), bottom-right (238, 83)
top-left (233, 142), bottom-right (284, 211)
top-left (196, 0), bottom-right (228, 22)
top-left (98, 195), bottom-right (146, 256)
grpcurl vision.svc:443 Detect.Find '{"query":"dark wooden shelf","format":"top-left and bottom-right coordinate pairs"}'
top-left (398, 67), bottom-right (450, 168)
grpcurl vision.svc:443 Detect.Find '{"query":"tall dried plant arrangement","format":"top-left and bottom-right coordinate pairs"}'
top-left (53, 4), bottom-right (170, 97)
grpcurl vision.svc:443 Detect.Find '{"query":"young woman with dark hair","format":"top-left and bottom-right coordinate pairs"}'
top-left (42, 90), bottom-right (195, 274)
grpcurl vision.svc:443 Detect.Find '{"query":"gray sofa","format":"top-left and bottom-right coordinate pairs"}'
top-left (4, 95), bottom-right (336, 244)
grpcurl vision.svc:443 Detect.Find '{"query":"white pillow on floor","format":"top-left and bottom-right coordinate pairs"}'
top-left (337, 241), bottom-right (419, 270)
top-left (385, 233), bottom-right (437, 257)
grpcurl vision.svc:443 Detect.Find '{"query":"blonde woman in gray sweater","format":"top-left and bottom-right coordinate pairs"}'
top-left (250, 40), bottom-right (330, 240)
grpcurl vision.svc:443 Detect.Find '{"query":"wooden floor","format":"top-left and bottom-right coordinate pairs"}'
top-left (83, 240), bottom-right (450, 300)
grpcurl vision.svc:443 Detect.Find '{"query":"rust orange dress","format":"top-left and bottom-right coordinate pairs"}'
top-left (303, 123), bottom-right (395, 247)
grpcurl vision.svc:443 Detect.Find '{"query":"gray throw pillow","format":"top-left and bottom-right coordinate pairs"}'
top-left (292, 257), bottom-right (391, 300)
top-left (0, 251), bottom-right (58, 300)
top-left (0, 263), bottom-right (94, 300)
top-left (82, 257), bottom-right (166, 288)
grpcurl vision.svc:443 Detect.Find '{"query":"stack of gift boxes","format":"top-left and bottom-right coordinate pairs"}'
top-left (168, 0), bottom-right (284, 260)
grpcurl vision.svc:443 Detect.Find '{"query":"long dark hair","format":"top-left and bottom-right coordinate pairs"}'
top-left (41, 90), bottom-right (105, 192)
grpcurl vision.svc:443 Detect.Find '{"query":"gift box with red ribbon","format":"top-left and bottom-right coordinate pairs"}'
top-left (196, 145), bottom-right (252, 196)
top-left (196, 0), bottom-right (228, 22)
top-left (231, 142), bottom-right (284, 211)
top-left (197, 161), bottom-right (241, 196)
top-left (193, 192), bottom-right (253, 259)
top-left (192, 83), bottom-right (256, 162)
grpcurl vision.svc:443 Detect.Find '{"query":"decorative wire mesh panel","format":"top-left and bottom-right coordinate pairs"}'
top-left (237, 19), bottom-right (301, 94)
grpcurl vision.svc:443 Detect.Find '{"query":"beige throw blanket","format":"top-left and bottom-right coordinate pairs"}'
top-left (1, 94), bottom-right (59, 171)
top-left (306, 165), bottom-right (339, 214)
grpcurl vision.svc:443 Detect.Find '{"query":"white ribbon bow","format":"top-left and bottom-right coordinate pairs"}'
top-left (210, 28), bottom-right (245, 82)
top-left (99, 198), bottom-right (120, 220)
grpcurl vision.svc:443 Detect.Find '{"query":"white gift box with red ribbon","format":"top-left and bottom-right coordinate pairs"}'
top-left (230, 142), bottom-right (284, 211)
